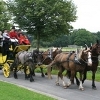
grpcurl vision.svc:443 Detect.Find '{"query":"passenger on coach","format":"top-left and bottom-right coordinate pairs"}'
top-left (2, 30), bottom-right (11, 54)
top-left (18, 33), bottom-right (30, 45)
top-left (9, 26), bottom-right (19, 49)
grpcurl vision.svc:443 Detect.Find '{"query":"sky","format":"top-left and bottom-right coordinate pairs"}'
top-left (72, 0), bottom-right (100, 32)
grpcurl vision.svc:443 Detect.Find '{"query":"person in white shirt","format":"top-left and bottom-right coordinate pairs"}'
top-left (3, 30), bottom-right (10, 40)
top-left (3, 30), bottom-right (11, 52)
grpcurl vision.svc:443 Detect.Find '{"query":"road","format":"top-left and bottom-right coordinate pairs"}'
top-left (0, 70), bottom-right (100, 100)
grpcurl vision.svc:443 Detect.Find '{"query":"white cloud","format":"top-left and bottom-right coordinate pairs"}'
top-left (72, 0), bottom-right (100, 32)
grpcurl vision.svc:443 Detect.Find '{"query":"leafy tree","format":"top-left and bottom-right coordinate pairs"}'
top-left (95, 31), bottom-right (100, 41)
top-left (51, 35), bottom-right (69, 47)
top-left (7, 0), bottom-right (77, 49)
top-left (0, 0), bottom-right (11, 31)
top-left (71, 29), bottom-right (95, 46)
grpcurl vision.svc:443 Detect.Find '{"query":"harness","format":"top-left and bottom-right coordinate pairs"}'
top-left (42, 49), bottom-right (53, 63)
top-left (65, 51), bottom-right (88, 66)
top-left (91, 55), bottom-right (98, 63)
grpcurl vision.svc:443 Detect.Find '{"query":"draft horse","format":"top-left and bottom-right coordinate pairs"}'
top-left (47, 47), bottom-right (92, 90)
top-left (75, 40), bottom-right (100, 89)
top-left (11, 49), bottom-right (43, 82)
top-left (40, 47), bottom-right (62, 77)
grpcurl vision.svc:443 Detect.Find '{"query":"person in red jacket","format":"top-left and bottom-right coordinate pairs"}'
top-left (9, 26), bottom-right (18, 40)
top-left (18, 33), bottom-right (30, 45)
top-left (9, 26), bottom-right (19, 49)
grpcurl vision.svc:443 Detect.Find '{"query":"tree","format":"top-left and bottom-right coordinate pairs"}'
top-left (95, 31), bottom-right (100, 41)
top-left (72, 29), bottom-right (95, 46)
top-left (7, 0), bottom-right (77, 49)
top-left (0, 0), bottom-right (11, 31)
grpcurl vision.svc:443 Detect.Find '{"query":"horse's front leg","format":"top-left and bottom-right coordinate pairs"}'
top-left (29, 68), bottom-right (34, 82)
top-left (67, 70), bottom-right (75, 87)
top-left (92, 71), bottom-right (97, 89)
top-left (75, 72), bottom-right (80, 86)
top-left (14, 67), bottom-right (18, 79)
top-left (40, 67), bottom-right (45, 77)
top-left (47, 65), bottom-right (52, 79)
top-left (82, 70), bottom-right (87, 84)
top-left (24, 66), bottom-right (28, 80)
top-left (79, 72), bottom-right (84, 91)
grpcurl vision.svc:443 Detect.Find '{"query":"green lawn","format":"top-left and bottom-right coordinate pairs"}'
top-left (0, 81), bottom-right (57, 100)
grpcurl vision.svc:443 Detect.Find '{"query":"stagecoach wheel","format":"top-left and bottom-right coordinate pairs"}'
top-left (3, 63), bottom-right (10, 78)
top-left (26, 66), bottom-right (30, 75)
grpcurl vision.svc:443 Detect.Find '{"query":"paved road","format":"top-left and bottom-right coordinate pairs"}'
top-left (0, 70), bottom-right (100, 100)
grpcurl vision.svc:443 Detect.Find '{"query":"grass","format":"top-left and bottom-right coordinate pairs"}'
top-left (0, 81), bottom-right (57, 100)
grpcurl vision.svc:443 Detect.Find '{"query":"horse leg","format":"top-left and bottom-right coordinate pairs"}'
top-left (75, 72), bottom-right (80, 86)
top-left (82, 71), bottom-right (87, 84)
top-left (47, 61), bottom-right (55, 79)
top-left (29, 62), bottom-right (35, 82)
top-left (29, 68), bottom-right (34, 82)
top-left (57, 67), bottom-right (67, 88)
top-left (32, 70), bottom-right (35, 76)
top-left (92, 71), bottom-right (97, 89)
top-left (14, 67), bottom-right (18, 79)
top-left (40, 67), bottom-right (45, 77)
top-left (75, 70), bottom-right (87, 86)
top-left (24, 66), bottom-right (28, 80)
top-left (67, 70), bottom-right (75, 87)
top-left (79, 72), bottom-right (84, 91)
top-left (45, 67), bottom-right (52, 75)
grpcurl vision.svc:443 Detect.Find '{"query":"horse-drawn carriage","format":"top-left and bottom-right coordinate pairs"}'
top-left (0, 42), bottom-right (31, 78)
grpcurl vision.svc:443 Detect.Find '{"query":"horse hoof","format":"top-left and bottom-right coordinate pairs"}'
top-left (79, 88), bottom-right (84, 91)
top-left (67, 84), bottom-right (70, 87)
top-left (56, 83), bottom-right (60, 86)
top-left (45, 73), bottom-right (47, 75)
top-left (25, 78), bottom-right (28, 80)
top-left (33, 74), bottom-right (35, 76)
top-left (63, 86), bottom-right (67, 89)
top-left (92, 87), bottom-right (97, 90)
top-left (41, 74), bottom-right (45, 77)
top-left (48, 76), bottom-right (52, 79)
top-left (14, 76), bottom-right (18, 79)
top-left (30, 79), bottom-right (34, 82)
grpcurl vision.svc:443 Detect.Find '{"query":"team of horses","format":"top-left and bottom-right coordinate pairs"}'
top-left (10, 40), bottom-right (100, 90)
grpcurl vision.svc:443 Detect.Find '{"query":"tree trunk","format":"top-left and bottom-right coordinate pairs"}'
top-left (37, 32), bottom-right (40, 51)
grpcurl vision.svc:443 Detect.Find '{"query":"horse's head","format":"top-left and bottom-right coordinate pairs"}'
top-left (32, 49), bottom-right (43, 65)
top-left (90, 40), bottom-right (100, 55)
top-left (79, 47), bottom-right (92, 66)
top-left (37, 51), bottom-right (44, 65)
top-left (52, 47), bottom-right (62, 59)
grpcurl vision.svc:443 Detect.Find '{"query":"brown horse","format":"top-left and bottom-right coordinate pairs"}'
top-left (40, 47), bottom-right (62, 77)
top-left (47, 47), bottom-right (92, 90)
top-left (75, 40), bottom-right (100, 89)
